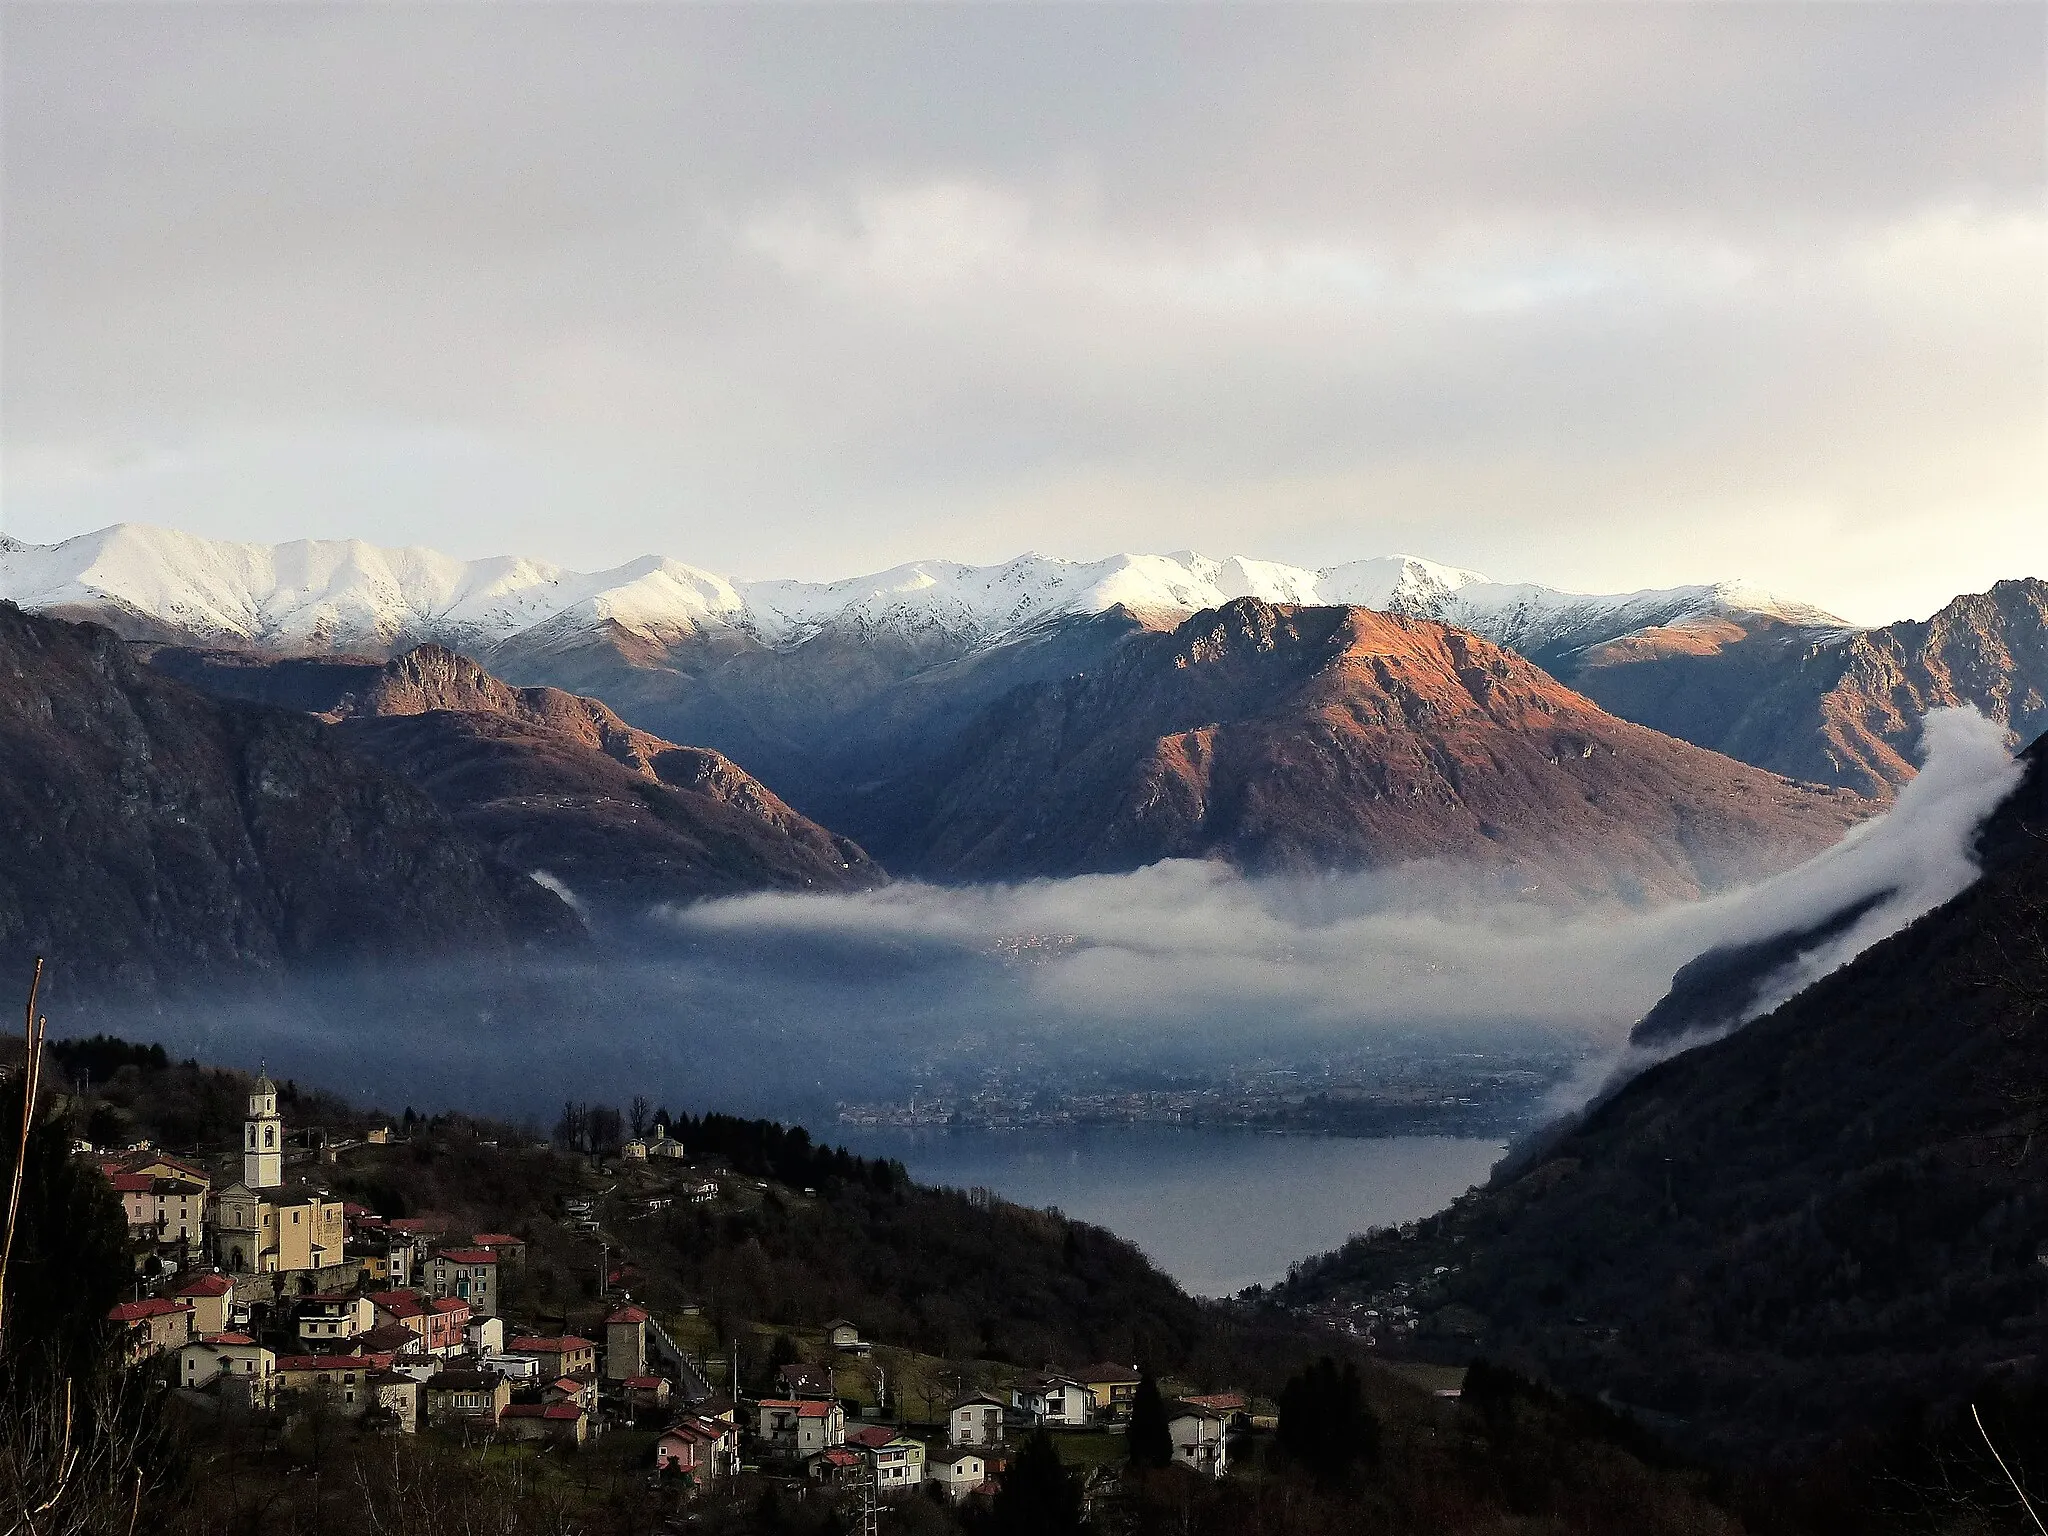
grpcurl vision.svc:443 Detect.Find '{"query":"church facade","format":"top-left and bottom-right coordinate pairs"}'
top-left (212, 1073), bottom-right (345, 1274)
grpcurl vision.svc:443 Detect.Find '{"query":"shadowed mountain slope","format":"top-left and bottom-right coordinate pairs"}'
top-left (1279, 735), bottom-right (2048, 1461)
top-left (147, 643), bottom-right (881, 907)
top-left (0, 606), bottom-right (580, 997)
top-left (858, 598), bottom-right (1871, 900)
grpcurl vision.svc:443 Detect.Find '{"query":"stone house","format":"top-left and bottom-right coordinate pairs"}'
top-left (424, 1368), bottom-right (510, 1427)
top-left (425, 1249), bottom-right (500, 1316)
top-left (108, 1298), bottom-right (194, 1363)
top-left (501, 1402), bottom-right (588, 1445)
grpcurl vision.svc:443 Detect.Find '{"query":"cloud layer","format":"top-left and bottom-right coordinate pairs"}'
top-left (86, 713), bottom-right (2022, 1128)
top-left (4, 5), bottom-right (2041, 622)
top-left (666, 709), bottom-right (2022, 1087)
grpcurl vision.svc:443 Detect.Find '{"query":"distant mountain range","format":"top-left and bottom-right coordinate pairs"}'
top-left (3, 522), bottom-right (2043, 926)
top-left (0, 522), bottom-right (1839, 660)
top-left (5, 526), bottom-right (2041, 820)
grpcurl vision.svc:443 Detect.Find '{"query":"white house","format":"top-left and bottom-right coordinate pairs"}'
top-left (927, 1446), bottom-right (987, 1502)
top-left (949, 1391), bottom-right (1006, 1446)
top-left (847, 1425), bottom-right (926, 1494)
top-left (1168, 1401), bottom-right (1229, 1478)
top-left (1014, 1371), bottom-right (1092, 1426)
top-left (825, 1318), bottom-right (868, 1354)
top-left (296, 1293), bottom-right (376, 1346)
top-left (178, 1333), bottom-right (277, 1407)
top-left (756, 1398), bottom-right (846, 1457)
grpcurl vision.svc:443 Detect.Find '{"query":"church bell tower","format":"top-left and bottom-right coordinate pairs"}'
top-left (244, 1070), bottom-right (283, 1190)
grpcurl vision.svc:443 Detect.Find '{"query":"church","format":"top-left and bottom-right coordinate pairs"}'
top-left (212, 1071), bottom-right (346, 1275)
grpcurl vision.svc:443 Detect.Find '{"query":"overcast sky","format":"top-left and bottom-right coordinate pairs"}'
top-left (2, 3), bottom-right (2041, 623)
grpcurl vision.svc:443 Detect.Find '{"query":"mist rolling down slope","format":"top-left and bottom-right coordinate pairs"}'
top-left (1278, 723), bottom-right (2048, 1462)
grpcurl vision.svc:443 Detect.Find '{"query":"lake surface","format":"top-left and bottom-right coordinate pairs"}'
top-left (827, 1125), bottom-right (1505, 1298)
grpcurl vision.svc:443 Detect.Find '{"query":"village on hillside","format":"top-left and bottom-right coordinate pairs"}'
top-left (95, 1071), bottom-right (1260, 1512)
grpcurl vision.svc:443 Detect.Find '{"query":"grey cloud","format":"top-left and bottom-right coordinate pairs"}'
top-left (2, 5), bottom-right (2041, 620)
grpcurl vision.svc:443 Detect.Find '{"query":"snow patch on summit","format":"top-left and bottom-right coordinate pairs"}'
top-left (0, 523), bottom-right (1849, 662)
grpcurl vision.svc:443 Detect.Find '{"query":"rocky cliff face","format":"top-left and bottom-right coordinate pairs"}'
top-left (148, 643), bottom-right (882, 908)
top-left (1570, 577), bottom-right (2048, 797)
top-left (0, 606), bottom-right (580, 998)
top-left (860, 598), bottom-right (1872, 900)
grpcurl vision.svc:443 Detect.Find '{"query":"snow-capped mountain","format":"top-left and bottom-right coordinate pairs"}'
top-left (0, 523), bottom-right (1848, 661)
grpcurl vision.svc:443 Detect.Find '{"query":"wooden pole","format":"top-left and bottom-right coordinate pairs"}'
top-left (0, 956), bottom-right (48, 1349)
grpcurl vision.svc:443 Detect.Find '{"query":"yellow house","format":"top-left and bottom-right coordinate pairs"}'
top-left (1078, 1362), bottom-right (1142, 1421)
top-left (172, 1273), bottom-right (235, 1335)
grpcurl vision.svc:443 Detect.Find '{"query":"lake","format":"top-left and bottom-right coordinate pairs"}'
top-left (827, 1125), bottom-right (1506, 1297)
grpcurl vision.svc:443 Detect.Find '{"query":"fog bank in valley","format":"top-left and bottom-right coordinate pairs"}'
top-left (64, 711), bottom-right (2023, 1131)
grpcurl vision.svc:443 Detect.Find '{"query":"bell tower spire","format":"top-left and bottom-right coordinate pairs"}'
top-left (244, 1066), bottom-right (282, 1190)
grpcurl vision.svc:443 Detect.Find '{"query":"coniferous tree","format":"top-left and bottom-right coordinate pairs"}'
top-left (1128, 1371), bottom-right (1172, 1469)
top-left (992, 1428), bottom-right (1084, 1535)
top-left (0, 1075), bottom-right (128, 1387)
top-left (1277, 1356), bottom-right (1379, 1486)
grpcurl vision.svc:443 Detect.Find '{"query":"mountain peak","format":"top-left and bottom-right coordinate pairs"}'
top-left (0, 522), bottom-right (1844, 664)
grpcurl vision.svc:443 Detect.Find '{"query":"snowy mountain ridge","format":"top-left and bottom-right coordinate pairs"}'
top-left (0, 522), bottom-right (1850, 661)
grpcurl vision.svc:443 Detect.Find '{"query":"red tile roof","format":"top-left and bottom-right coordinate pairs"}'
top-left (111, 1172), bottom-right (153, 1193)
top-left (760, 1399), bottom-right (841, 1418)
top-left (503, 1403), bottom-right (584, 1421)
top-left (174, 1274), bottom-right (234, 1297)
top-left (371, 1292), bottom-right (427, 1318)
top-left (624, 1375), bottom-right (664, 1389)
top-left (435, 1248), bottom-right (498, 1264)
top-left (430, 1297), bottom-right (470, 1314)
top-left (604, 1304), bottom-right (650, 1324)
top-left (510, 1335), bottom-right (594, 1353)
top-left (107, 1299), bottom-right (190, 1322)
top-left (200, 1332), bottom-right (256, 1346)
